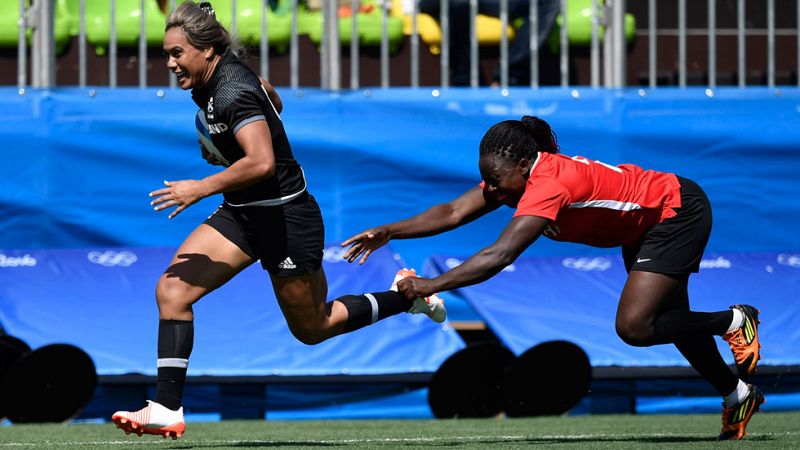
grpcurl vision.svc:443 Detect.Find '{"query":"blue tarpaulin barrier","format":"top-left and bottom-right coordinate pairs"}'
top-left (424, 252), bottom-right (800, 366)
top-left (0, 87), bottom-right (798, 271)
top-left (0, 244), bottom-right (464, 376)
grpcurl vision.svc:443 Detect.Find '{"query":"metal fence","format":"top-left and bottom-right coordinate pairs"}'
top-left (12, 0), bottom-right (800, 90)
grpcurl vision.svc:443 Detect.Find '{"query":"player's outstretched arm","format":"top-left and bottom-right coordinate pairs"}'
top-left (342, 185), bottom-right (499, 264)
top-left (396, 215), bottom-right (548, 299)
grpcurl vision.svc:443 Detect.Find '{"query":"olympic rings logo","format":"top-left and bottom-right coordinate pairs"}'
top-left (87, 251), bottom-right (138, 267)
top-left (562, 257), bottom-right (612, 271)
top-left (445, 257), bottom-right (516, 272)
top-left (323, 246), bottom-right (348, 263)
top-left (777, 254), bottom-right (800, 269)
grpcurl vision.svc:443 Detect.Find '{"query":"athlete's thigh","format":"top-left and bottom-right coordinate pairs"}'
top-left (160, 223), bottom-right (255, 303)
top-left (270, 269), bottom-right (327, 317)
top-left (617, 270), bottom-right (688, 325)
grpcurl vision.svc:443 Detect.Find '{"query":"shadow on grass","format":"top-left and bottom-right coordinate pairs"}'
top-left (167, 434), bottom-right (776, 448)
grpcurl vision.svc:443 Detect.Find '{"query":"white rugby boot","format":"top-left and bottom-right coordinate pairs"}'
top-left (391, 268), bottom-right (447, 323)
top-left (112, 400), bottom-right (185, 439)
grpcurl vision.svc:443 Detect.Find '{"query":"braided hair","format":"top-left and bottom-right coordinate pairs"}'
top-left (479, 116), bottom-right (559, 164)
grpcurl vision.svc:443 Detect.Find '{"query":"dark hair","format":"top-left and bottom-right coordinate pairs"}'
top-left (479, 116), bottom-right (559, 163)
top-left (165, 1), bottom-right (244, 59)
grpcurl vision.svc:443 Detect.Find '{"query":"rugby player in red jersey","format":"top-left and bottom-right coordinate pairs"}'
top-left (343, 116), bottom-right (763, 440)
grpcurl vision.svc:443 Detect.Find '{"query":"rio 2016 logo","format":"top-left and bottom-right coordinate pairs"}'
top-left (562, 257), bottom-right (612, 271)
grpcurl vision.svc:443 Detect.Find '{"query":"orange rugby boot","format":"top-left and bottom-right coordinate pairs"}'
top-left (112, 400), bottom-right (186, 439)
top-left (718, 384), bottom-right (765, 440)
top-left (722, 304), bottom-right (761, 378)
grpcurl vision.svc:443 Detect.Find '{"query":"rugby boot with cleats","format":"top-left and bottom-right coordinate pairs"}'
top-left (112, 400), bottom-right (186, 439)
top-left (723, 304), bottom-right (761, 378)
top-left (718, 384), bottom-right (765, 440)
top-left (391, 268), bottom-right (447, 323)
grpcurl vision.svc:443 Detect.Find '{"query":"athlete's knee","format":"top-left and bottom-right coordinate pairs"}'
top-left (615, 316), bottom-right (656, 347)
top-left (287, 322), bottom-right (329, 345)
top-left (155, 276), bottom-right (194, 317)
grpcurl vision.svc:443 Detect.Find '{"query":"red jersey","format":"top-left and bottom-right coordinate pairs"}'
top-left (509, 152), bottom-right (681, 247)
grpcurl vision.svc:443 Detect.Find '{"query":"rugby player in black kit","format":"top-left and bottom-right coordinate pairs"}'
top-left (111, 2), bottom-right (444, 438)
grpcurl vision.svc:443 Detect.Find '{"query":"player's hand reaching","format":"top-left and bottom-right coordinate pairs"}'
top-left (199, 140), bottom-right (226, 166)
top-left (341, 227), bottom-right (391, 264)
top-left (396, 276), bottom-right (436, 300)
top-left (150, 179), bottom-right (208, 219)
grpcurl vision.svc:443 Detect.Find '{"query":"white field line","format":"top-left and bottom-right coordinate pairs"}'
top-left (1, 431), bottom-right (800, 447)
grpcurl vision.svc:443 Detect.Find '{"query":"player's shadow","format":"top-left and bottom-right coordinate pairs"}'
top-left (163, 253), bottom-right (239, 288)
top-left (168, 434), bottom-right (775, 448)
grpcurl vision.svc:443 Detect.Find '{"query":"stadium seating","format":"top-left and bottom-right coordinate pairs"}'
top-left (0, 0), bottom-right (74, 55)
top-left (84, 0), bottom-right (167, 55)
top-left (389, 0), bottom-right (636, 56)
top-left (389, 0), bottom-right (516, 55)
top-left (211, 0), bottom-right (292, 53)
top-left (301, 0), bottom-right (406, 52)
top-left (545, 0), bottom-right (637, 52)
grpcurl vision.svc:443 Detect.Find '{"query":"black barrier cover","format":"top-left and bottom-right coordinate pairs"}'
top-left (503, 340), bottom-right (591, 416)
top-left (1, 344), bottom-right (97, 423)
top-left (428, 342), bottom-right (516, 418)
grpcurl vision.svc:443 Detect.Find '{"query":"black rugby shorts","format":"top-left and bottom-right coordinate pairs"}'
top-left (204, 192), bottom-right (324, 277)
top-left (622, 177), bottom-right (712, 275)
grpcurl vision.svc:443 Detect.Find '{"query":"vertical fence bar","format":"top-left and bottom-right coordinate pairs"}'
top-left (499, 0), bottom-right (509, 88)
top-left (648, 0), bottom-right (655, 87)
top-left (767, 0), bottom-right (774, 87)
top-left (440, 0), bottom-right (449, 87)
top-left (381, 0), bottom-right (389, 88)
top-left (469, 0), bottom-right (478, 87)
top-left (322, 0), bottom-right (340, 90)
top-left (169, 0), bottom-right (176, 88)
top-left (590, 0), bottom-right (599, 87)
top-left (79, 0), bottom-right (86, 87)
top-left (231, 0), bottom-right (238, 39)
top-left (17, 0), bottom-right (26, 90)
top-left (32, 0), bottom-right (56, 87)
top-left (110, 0), bottom-right (117, 87)
top-left (611, 0), bottom-right (626, 87)
top-left (708, 0), bottom-right (715, 88)
top-left (529, 0), bottom-right (538, 88)
top-left (139, 0), bottom-right (147, 88)
top-left (559, 0), bottom-right (568, 87)
top-left (350, 0), bottom-right (359, 88)
top-left (678, 0), bottom-right (685, 87)
top-left (411, 0), bottom-right (419, 87)
top-left (261, 0), bottom-right (270, 80)
top-left (291, 0), bottom-right (299, 88)
top-left (737, 0), bottom-right (745, 87)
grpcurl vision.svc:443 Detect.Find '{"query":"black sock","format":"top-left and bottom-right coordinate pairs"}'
top-left (674, 336), bottom-right (739, 396)
top-left (337, 291), bottom-right (413, 333)
top-left (155, 319), bottom-right (194, 411)
top-left (651, 310), bottom-right (733, 344)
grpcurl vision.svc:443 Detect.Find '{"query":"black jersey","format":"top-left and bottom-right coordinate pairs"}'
top-left (191, 50), bottom-right (305, 205)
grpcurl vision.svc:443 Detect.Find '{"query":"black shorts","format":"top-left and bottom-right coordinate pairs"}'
top-left (622, 177), bottom-right (712, 275)
top-left (203, 192), bottom-right (324, 277)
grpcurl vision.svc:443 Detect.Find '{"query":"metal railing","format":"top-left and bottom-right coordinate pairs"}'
top-left (13, 0), bottom-right (800, 91)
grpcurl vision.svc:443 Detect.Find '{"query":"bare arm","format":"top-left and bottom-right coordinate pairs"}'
top-left (397, 215), bottom-right (549, 297)
top-left (342, 185), bottom-right (500, 264)
top-left (259, 77), bottom-right (283, 114)
top-left (151, 119), bottom-right (275, 218)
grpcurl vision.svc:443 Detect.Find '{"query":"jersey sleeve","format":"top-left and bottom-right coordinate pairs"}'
top-left (218, 84), bottom-right (267, 135)
top-left (513, 178), bottom-right (571, 221)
